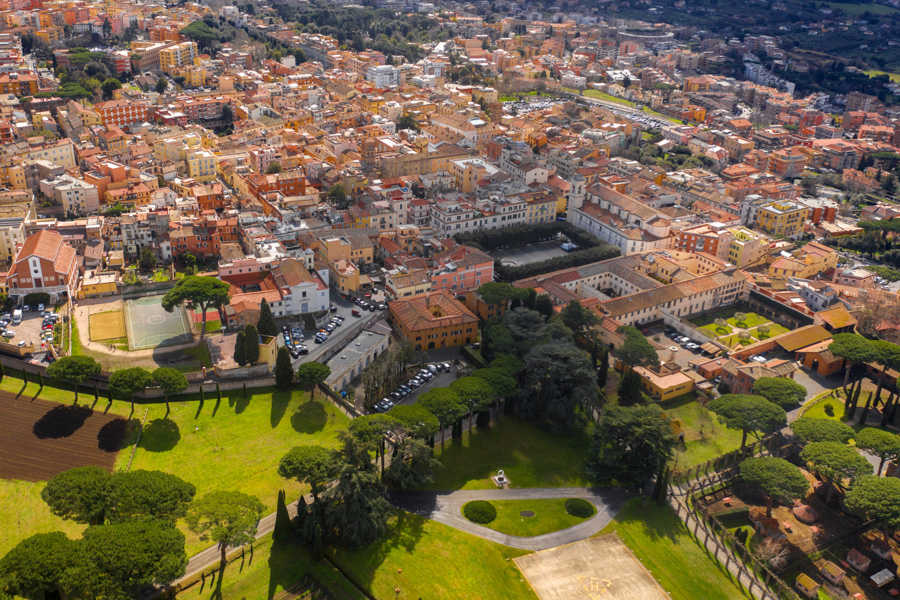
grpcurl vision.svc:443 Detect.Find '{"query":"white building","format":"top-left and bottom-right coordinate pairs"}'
top-left (366, 64), bottom-right (400, 88)
top-left (39, 174), bottom-right (99, 216)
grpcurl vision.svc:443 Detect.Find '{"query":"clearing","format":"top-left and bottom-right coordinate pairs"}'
top-left (665, 397), bottom-right (743, 469)
top-left (88, 310), bottom-right (126, 342)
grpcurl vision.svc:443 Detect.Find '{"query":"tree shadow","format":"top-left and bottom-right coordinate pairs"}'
top-left (270, 390), bottom-right (290, 428)
top-left (613, 497), bottom-right (681, 544)
top-left (228, 391), bottom-right (250, 414)
top-left (291, 401), bottom-right (326, 434)
top-left (33, 404), bottom-right (93, 438)
top-left (139, 418), bottom-right (181, 452)
top-left (267, 539), bottom-right (305, 600)
top-left (97, 418), bottom-right (142, 452)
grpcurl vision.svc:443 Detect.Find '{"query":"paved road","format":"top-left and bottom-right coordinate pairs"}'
top-left (390, 487), bottom-right (628, 551)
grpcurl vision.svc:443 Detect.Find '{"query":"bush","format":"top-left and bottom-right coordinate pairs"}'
top-left (463, 500), bottom-right (496, 524)
top-left (824, 403), bottom-right (834, 417)
top-left (23, 292), bottom-right (50, 306)
top-left (565, 498), bottom-right (595, 518)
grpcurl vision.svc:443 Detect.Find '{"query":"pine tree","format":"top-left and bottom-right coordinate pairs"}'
top-left (275, 347), bottom-right (293, 389)
top-left (257, 300), bottom-right (277, 338)
top-left (598, 347), bottom-right (609, 387)
top-left (233, 330), bottom-right (246, 366)
top-left (273, 489), bottom-right (293, 541)
top-left (243, 325), bottom-right (259, 365)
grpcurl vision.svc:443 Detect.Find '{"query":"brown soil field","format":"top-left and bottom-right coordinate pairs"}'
top-left (0, 391), bottom-right (126, 481)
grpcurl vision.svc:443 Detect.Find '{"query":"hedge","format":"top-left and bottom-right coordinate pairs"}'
top-left (463, 500), bottom-right (497, 524)
top-left (564, 498), bottom-right (595, 518)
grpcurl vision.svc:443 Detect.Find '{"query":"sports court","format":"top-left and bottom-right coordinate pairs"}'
top-left (514, 534), bottom-right (669, 600)
top-left (89, 310), bottom-right (126, 341)
top-left (124, 295), bottom-right (193, 351)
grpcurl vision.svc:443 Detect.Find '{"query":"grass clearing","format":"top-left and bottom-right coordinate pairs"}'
top-left (176, 534), bottom-right (364, 600)
top-left (699, 322), bottom-right (733, 337)
top-left (665, 398), bottom-right (743, 468)
top-left (330, 511), bottom-right (536, 600)
top-left (118, 388), bottom-right (349, 554)
top-left (476, 498), bottom-right (594, 537)
top-left (428, 417), bottom-right (590, 490)
top-left (0, 479), bottom-right (88, 557)
top-left (601, 498), bottom-right (747, 600)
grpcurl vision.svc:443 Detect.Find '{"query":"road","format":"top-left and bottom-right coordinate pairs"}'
top-left (559, 90), bottom-right (674, 129)
top-left (390, 487), bottom-right (628, 551)
top-left (282, 295), bottom-right (384, 368)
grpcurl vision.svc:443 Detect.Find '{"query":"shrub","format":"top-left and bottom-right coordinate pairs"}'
top-left (565, 498), bottom-right (595, 518)
top-left (463, 500), bottom-right (496, 524)
top-left (23, 292), bottom-right (50, 306)
top-left (824, 403), bottom-right (834, 417)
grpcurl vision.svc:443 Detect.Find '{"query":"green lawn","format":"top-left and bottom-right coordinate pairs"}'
top-left (751, 323), bottom-right (790, 339)
top-left (865, 69), bottom-right (900, 82)
top-left (177, 534), bottom-right (365, 600)
top-left (699, 322), bottom-right (732, 337)
top-left (330, 511), bottom-right (536, 600)
top-left (119, 388), bottom-right (349, 554)
top-left (473, 498), bottom-right (594, 537)
top-left (827, 1), bottom-right (898, 15)
top-left (665, 399), bottom-right (743, 469)
top-left (0, 480), bottom-right (88, 557)
top-left (727, 313), bottom-right (769, 329)
top-left (194, 320), bottom-right (221, 334)
top-left (582, 88), bottom-right (636, 106)
top-left (718, 333), bottom-right (758, 348)
top-left (602, 498), bottom-right (747, 600)
top-left (151, 269), bottom-right (170, 283)
top-left (428, 418), bottom-right (590, 490)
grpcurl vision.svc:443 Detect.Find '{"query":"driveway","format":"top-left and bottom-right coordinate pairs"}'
top-left (390, 487), bottom-right (628, 551)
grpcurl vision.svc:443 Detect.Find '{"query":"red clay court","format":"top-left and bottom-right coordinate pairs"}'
top-left (0, 391), bottom-right (125, 481)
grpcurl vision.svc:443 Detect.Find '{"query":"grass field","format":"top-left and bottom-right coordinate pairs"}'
top-left (117, 388), bottom-right (349, 554)
top-left (177, 534), bottom-right (365, 600)
top-left (475, 498), bottom-right (594, 537)
top-left (865, 69), bottom-right (900, 82)
top-left (699, 322), bottom-right (732, 337)
top-left (330, 511), bottom-right (536, 600)
top-left (718, 333), bottom-right (757, 348)
top-left (88, 310), bottom-right (126, 341)
top-left (0, 479), bottom-right (88, 557)
top-left (751, 323), bottom-right (790, 339)
top-left (602, 498), bottom-right (747, 600)
top-left (827, 1), bottom-right (898, 15)
top-left (665, 398), bottom-right (743, 469)
top-left (428, 418), bottom-right (590, 490)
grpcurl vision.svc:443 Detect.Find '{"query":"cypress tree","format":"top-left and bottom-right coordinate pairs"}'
top-left (243, 325), bottom-right (259, 365)
top-left (273, 489), bottom-right (292, 541)
top-left (275, 347), bottom-right (293, 389)
top-left (233, 330), bottom-right (247, 366)
top-left (257, 300), bottom-right (277, 338)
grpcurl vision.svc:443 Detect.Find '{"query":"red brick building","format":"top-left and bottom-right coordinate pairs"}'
top-left (6, 230), bottom-right (78, 303)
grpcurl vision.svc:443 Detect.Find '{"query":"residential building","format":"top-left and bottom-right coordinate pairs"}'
top-left (389, 289), bottom-right (479, 351)
top-left (6, 230), bottom-right (78, 303)
top-left (39, 174), bottom-right (99, 216)
top-left (159, 41), bottom-right (198, 74)
top-left (754, 200), bottom-right (810, 238)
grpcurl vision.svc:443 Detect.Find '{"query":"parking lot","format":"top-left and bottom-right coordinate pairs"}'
top-left (1, 307), bottom-right (58, 353)
top-left (642, 324), bottom-right (717, 370)
top-left (494, 240), bottom-right (568, 267)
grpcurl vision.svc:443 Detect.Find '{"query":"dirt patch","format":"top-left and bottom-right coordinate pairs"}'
top-left (0, 391), bottom-right (123, 481)
top-left (514, 534), bottom-right (668, 600)
top-left (89, 310), bottom-right (126, 342)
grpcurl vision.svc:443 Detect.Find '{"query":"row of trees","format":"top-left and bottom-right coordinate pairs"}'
top-left (828, 332), bottom-right (900, 424)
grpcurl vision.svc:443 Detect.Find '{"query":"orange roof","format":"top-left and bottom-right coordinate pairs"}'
top-left (817, 304), bottom-right (856, 330)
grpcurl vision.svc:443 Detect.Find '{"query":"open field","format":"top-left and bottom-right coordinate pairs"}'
top-left (0, 479), bottom-right (87, 557)
top-left (601, 498), bottom-right (747, 600)
top-left (477, 498), bottom-right (594, 537)
top-left (88, 310), bottom-right (126, 341)
top-left (515, 534), bottom-right (669, 600)
top-left (665, 398), bottom-right (743, 469)
top-left (117, 389), bottom-right (349, 554)
top-left (428, 418), bottom-right (591, 491)
top-left (330, 511), bottom-right (536, 600)
top-left (176, 535), bottom-right (365, 600)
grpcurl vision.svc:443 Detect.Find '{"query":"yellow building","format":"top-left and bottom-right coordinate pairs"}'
top-left (768, 241), bottom-right (838, 279)
top-left (385, 267), bottom-right (432, 298)
top-left (176, 65), bottom-right (207, 88)
top-left (187, 149), bottom-right (216, 182)
top-left (633, 365), bottom-right (695, 401)
top-left (754, 201), bottom-right (810, 238)
top-left (21, 139), bottom-right (76, 170)
top-left (2, 164), bottom-right (26, 190)
top-left (79, 270), bottom-right (119, 298)
top-left (159, 41), bottom-right (198, 75)
top-left (331, 259), bottom-right (360, 295)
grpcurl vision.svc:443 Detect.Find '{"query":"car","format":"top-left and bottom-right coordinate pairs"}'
top-left (441, 362), bottom-right (452, 372)
top-left (368, 304), bottom-right (376, 311)
top-left (351, 309), bottom-right (361, 317)
top-left (390, 391), bottom-right (402, 401)
top-left (427, 364), bottom-right (439, 373)
top-left (325, 324), bottom-right (335, 332)
top-left (37, 303), bottom-right (44, 312)
top-left (297, 345), bottom-right (309, 355)
top-left (334, 315), bottom-right (344, 322)
top-left (398, 385), bottom-right (411, 394)
top-left (377, 303), bottom-right (387, 310)
top-left (407, 379), bottom-right (420, 389)
top-left (17, 340), bottom-right (25, 347)
top-left (22, 305), bottom-right (30, 312)
top-left (330, 304), bottom-right (338, 313)
top-left (418, 370), bottom-right (433, 380)
top-left (686, 343), bottom-right (700, 351)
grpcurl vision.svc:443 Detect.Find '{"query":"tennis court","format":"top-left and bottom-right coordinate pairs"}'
top-left (124, 295), bottom-right (193, 351)
top-left (89, 310), bottom-right (126, 341)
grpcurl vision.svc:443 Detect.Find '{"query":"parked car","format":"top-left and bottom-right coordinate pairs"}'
top-left (352, 309), bottom-right (361, 317)
top-left (330, 304), bottom-right (338, 313)
top-left (37, 303), bottom-right (44, 312)
top-left (441, 362), bottom-right (452, 372)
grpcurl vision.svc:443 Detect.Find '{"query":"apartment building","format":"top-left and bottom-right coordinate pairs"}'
top-left (39, 174), bottom-right (99, 216)
top-left (389, 289), bottom-right (479, 351)
top-left (754, 200), bottom-right (810, 238)
top-left (93, 100), bottom-right (149, 128)
top-left (159, 41), bottom-right (198, 74)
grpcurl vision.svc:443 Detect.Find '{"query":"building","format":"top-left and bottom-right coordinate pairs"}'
top-left (431, 244), bottom-right (494, 293)
top-left (389, 289), bottom-right (479, 351)
top-left (6, 230), bottom-right (78, 303)
top-left (633, 364), bottom-right (695, 401)
top-left (93, 99), bottom-right (149, 128)
top-left (159, 41), bottom-right (198, 74)
top-left (39, 174), bottom-right (99, 216)
top-left (754, 200), bottom-right (810, 239)
top-left (366, 64), bottom-right (399, 88)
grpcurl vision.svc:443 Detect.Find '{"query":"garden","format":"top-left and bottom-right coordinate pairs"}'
top-left (461, 497), bottom-right (596, 537)
top-left (692, 308), bottom-right (790, 348)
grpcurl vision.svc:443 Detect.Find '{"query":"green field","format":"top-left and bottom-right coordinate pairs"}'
top-left (827, 2), bottom-right (898, 15)
top-left (473, 498), bottom-right (595, 537)
top-left (699, 323), bottom-right (733, 337)
top-left (118, 389), bottom-right (349, 554)
top-left (0, 480), bottom-right (89, 557)
top-left (330, 511), bottom-right (536, 600)
top-left (665, 398), bottom-right (743, 469)
top-left (865, 69), bottom-right (900, 82)
top-left (428, 418), bottom-right (591, 490)
top-left (602, 498), bottom-right (747, 600)
top-left (176, 535), bottom-right (365, 600)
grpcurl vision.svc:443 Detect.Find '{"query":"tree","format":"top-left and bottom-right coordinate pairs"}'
top-left (161, 275), bottom-right (230, 338)
top-left (418, 387), bottom-right (466, 448)
top-left (152, 367), bottom-right (188, 406)
top-left (348, 413), bottom-right (399, 475)
top-left (41, 465), bottom-right (110, 525)
top-left (296, 362), bottom-right (330, 401)
top-left (322, 451), bottom-right (391, 548)
top-left (560, 300), bottom-right (598, 339)
top-left (752, 377), bottom-right (806, 408)
top-left (865, 340), bottom-right (900, 423)
top-left (327, 184), bottom-right (347, 208)
top-left (617, 368), bottom-right (644, 406)
top-left (829, 332), bottom-right (875, 389)
top-left (534, 294), bottom-right (554, 318)
top-left (845, 475), bottom-right (900, 527)
top-left (521, 342), bottom-right (596, 428)
top-left (155, 77), bottom-right (167, 93)
top-left (855, 428), bottom-right (900, 476)
top-left (383, 438), bottom-right (440, 490)
top-left (503, 307), bottom-right (547, 353)
top-left (800, 441), bottom-right (872, 502)
top-left (387, 404), bottom-right (439, 440)
top-left (233, 329), bottom-right (247, 366)
top-left (75, 519), bottom-right (187, 598)
top-left (106, 470), bottom-right (195, 523)
top-left (739, 457), bottom-right (809, 517)
top-left (109, 367), bottom-right (152, 410)
top-left (139, 246), bottom-right (156, 271)
top-left (273, 489), bottom-right (293, 542)
top-left (46, 355), bottom-right (101, 402)
top-left (708, 394), bottom-right (787, 449)
top-left (274, 347), bottom-right (293, 389)
top-left (490, 353), bottom-right (524, 378)
top-left (257, 299), bottom-right (277, 337)
top-left (790, 417), bottom-right (854, 444)
top-left (0, 532), bottom-right (77, 600)
top-left (265, 161), bottom-right (282, 174)
top-left (277, 445), bottom-right (339, 502)
top-left (613, 326), bottom-right (659, 370)
top-left (586, 404), bottom-right (676, 491)
top-left (243, 324), bottom-right (260, 365)
top-left (470, 368), bottom-right (517, 400)
top-left (396, 114), bottom-right (419, 131)
top-left (450, 376), bottom-right (497, 425)
top-left (186, 491), bottom-right (264, 568)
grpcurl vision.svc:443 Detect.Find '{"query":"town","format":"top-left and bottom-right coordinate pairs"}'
top-left (0, 0), bottom-right (899, 598)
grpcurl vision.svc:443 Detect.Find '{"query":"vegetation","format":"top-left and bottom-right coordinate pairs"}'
top-left (854, 428), bottom-right (900, 475)
top-left (800, 441), bottom-right (872, 501)
top-left (296, 361), bottom-right (331, 401)
top-left (708, 394), bottom-right (787, 448)
top-left (46, 356), bottom-right (101, 402)
top-left (739, 457), bottom-right (809, 517)
top-left (463, 500), bottom-right (497, 524)
top-left (274, 347), bottom-right (293, 389)
top-left (790, 417), bottom-right (854, 443)
top-left (751, 377), bottom-right (807, 408)
top-left (186, 490), bottom-right (265, 567)
top-left (565, 498), bottom-right (595, 518)
top-left (477, 498), bottom-right (595, 537)
top-left (844, 475), bottom-right (900, 527)
top-left (161, 276), bottom-right (230, 338)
